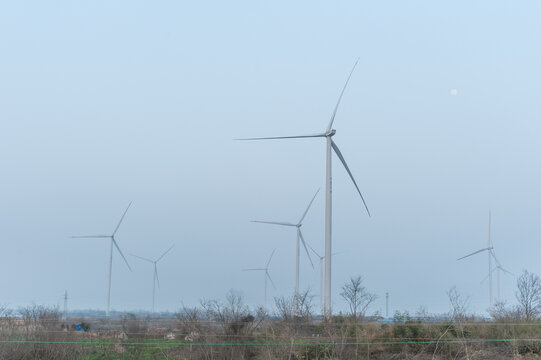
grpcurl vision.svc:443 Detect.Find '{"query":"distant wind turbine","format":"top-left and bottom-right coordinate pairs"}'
top-left (480, 250), bottom-right (514, 303)
top-left (238, 59), bottom-right (371, 318)
top-left (307, 243), bottom-right (342, 316)
top-left (130, 245), bottom-right (174, 314)
top-left (72, 202), bottom-right (133, 317)
top-left (252, 189), bottom-right (318, 311)
top-left (242, 249), bottom-right (277, 310)
top-left (457, 212), bottom-right (496, 310)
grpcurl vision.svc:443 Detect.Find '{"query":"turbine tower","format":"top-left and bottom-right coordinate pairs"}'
top-left (457, 211), bottom-right (495, 311)
top-left (238, 60), bottom-right (371, 318)
top-left (252, 189), bottom-right (318, 311)
top-left (130, 245), bottom-right (174, 314)
top-left (72, 202), bottom-right (133, 317)
top-left (242, 249), bottom-right (277, 311)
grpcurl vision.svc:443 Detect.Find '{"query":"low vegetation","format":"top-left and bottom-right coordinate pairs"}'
top-left (2, 271), bottom-right (541, 359)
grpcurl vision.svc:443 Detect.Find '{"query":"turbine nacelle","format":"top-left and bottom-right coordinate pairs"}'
top-left (325, 129), bottom-right (336, 137)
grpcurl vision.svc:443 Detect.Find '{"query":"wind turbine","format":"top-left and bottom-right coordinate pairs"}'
top-left (252, 189), bottom-right (318, 311)
top-left (457, 212), bottom-right (495, 311)
top-left (481, 250), bottom-right (514, 303)
top-left (72, 202), bottom-right (133, 317)
top-left (238, 60), bottom-right (371, 318)
top-left (130, 245), bottom-right (174, 314)
top-left (306, 243), bottom-right (342, 316)
top-left (242, 249), bottom-right (277, 311)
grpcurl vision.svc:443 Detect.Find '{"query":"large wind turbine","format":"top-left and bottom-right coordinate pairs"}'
top-left (457, 212), bottom-right (495, 310)
top-left (252, 189), bottom-right (318, 310)
top-left (242, 249), bottom-right (277, 310)
top-left (72, 202), bottom-right (133, 317)
top-left (131, 245), bottom-right (174, 314)
top-left (239, 60), bottom-right (371, 318)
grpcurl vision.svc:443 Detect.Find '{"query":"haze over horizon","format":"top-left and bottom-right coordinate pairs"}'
top-left (1, 0), bottom-right (540, 316)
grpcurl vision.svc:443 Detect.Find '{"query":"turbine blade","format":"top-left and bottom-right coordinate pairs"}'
top-left (298, 229), bottom-right (314, 268)
top-left (112, 201), bottom-right (132, 236)
top-left (331, 140), bottom-right (371, 216)
top-left (306, 241), bottom-right (322, 259)
top-left (480, 273), bottom-right (490, 285)
top-left (266, 271), bottom-right (277, 290)
top-left (327, 58), bottom-right (359, 132)
top-left (112, 239), bottom-right (132, 271)
top-left (457, 247), bottom-right (492, 261)
top-left (235, 133), bottom-right (326, 141)
top-left (156, 244), bottom-right (174, 262)
top-left (266, 248), bottom-right (276, 268)
top-left (155, 266), bottom-right (160, 288)
top-left (298, 188), bottom-right (320, 224)
top-left (479, 264), bottom-right (499, 285)
top-left (490, 250), bottom-right (502, 267)
top-left (71, 235), bottom-right (110, 238)
top-left (499, 266), bottom-right (515, 276)
top-left (130, 254), bottom-right (154, 263)
top-left (251, 220), bottom-right (297, 227)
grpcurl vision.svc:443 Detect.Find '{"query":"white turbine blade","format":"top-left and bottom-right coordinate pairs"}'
top-left (235, 133), bottom-right (326, 141)
top-left (155, 266), bottom-right (160, 288)
top-left (457, 247), bottom-right (492, 261)
top-left (480, 273), bottom-right (490, 285)
top-left (112, 201), bottom-right (132, 236)
top-left (298, 229), bottom-right (314, 268)
top-left (298, 188), bottom-right (320, 224)
top-left (326, 58), bottom-right (360, 132)
top-left (266, 248), bottom-right (276, 268)
top-left (112, 239), bottom-right (132, 271)
top-left (479, 265), bottom-right (498, 285)
top-left (242, 268), bottom-right (265, 271)
top-left (266, 271), bottom-right (277, 290)
top-left (306, 241), bottom-right (322, 259)
top-left (129, 254), bottom-right (154, 263)
top-left (156, 244), bottom-right (174, 262)
top-left (498, 266), bottom-right (515, 276)
top-left (251, 220), bottom-right (297, 227)
top-left (331, 140), bottom-right (371, 216)
top-left (71, 235), bottom-right (110, 238)
top-left (490, 250), bottom-right (502, 267)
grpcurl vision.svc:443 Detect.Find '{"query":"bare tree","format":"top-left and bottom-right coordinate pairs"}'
top-left (201, 289), bottom-right (262, 336)
top-left (340, 276), bottom-right (377, 320)
top-left (445, 286), bottom-right (471, 360)
top-left (176, 305), bottom-right (203, 335)
top-left (274, 290), bottom-right (314, 323)
top-left (516, 269), bottom-right (541, 321)
top-left (121, 313), bottom-right (141, 336)
top-left (490, 301), bottom-right (519, 322)
top-left (447, 286), bottom-right (470, 322)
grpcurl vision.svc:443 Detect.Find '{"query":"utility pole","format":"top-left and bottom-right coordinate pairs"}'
top-left (63, 290), bottom-right (68, 321)
top-left (385, 292), bottom-right (389, 318)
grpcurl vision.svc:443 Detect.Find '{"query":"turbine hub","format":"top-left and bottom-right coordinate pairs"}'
top-left (326, 129), bottom-right (336, 137)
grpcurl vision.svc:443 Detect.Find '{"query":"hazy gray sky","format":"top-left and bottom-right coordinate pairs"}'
top-left (1, 0), bottom-right (540, 316)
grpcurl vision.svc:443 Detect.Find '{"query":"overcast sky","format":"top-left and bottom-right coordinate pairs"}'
top-left (1, 0), bottom-right (540, 316)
